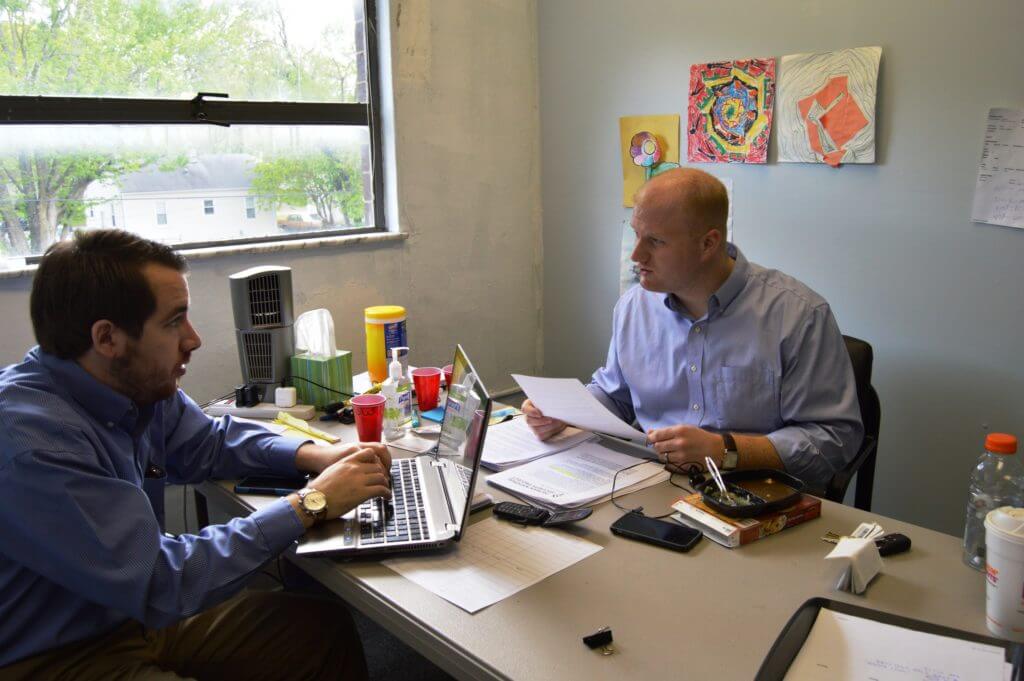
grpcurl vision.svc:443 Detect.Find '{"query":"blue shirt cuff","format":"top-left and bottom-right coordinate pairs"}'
top-left (265, 437), bottom-right (310, 477)
top-left (251, 497), bottom-right (306, 553)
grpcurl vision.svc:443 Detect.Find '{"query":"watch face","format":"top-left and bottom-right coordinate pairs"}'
top-left (303, 490), bottom-right (328, 513)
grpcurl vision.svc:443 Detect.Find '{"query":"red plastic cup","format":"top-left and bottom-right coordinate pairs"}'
top-left (350, 394), bottom-right (387, 442)
top-left (442, 364), bottom-right (454, 391)
top-left (411, 367), bottom-right (442, 412)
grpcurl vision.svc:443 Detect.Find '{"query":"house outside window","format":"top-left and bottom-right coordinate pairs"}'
top-left (1, 0), bottom-right (384, 263)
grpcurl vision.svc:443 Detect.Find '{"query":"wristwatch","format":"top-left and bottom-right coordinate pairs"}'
top-left (720, 432), bottom-right (739, 471)
top-left (296, 487), bottom-right (328, 522)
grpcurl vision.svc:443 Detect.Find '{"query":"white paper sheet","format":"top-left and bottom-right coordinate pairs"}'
top-left (511, 374), bottom-right (646, 443)
top-left (784, 609), bottom-right (1006, 680)
top-left (481, 418), bottom-right (596, 470)
top-left (382, 516), bottom-right (601, 613)
top-left (486, 441), bottom-right (669, 509)
top-left (972, 108), bottom-right (1024, 230)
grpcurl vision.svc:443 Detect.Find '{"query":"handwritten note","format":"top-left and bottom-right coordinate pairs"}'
top-left (382, 516), bottom-right (601, 613)
top-left (784, 609), bottom-right (1005, 680)
top-left (971, 108), bottom-right (1024, 230)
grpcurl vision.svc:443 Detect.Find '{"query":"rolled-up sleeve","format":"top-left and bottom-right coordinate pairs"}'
top-left (161, 390), bottom-right (309, 483)
top-left (765, 304), bottom-right (864, 491)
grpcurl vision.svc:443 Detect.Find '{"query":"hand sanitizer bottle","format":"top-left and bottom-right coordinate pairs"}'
top-left (383, 347), bottom-right (412, 439)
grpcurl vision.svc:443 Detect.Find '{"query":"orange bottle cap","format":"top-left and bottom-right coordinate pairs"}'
top-left (986, 433), bottom-right (1018, 455)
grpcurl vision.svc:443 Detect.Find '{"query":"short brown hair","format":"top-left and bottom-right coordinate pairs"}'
top-left (30, 229), bottom-right (188, 359)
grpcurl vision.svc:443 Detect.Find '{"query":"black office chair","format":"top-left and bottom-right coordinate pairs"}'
top-left (823, 335), bottom-right (881, 511)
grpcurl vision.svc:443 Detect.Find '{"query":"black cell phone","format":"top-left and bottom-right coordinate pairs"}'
top-left (493, 502), bottom-right (593, 527)
top-left (610, 512), bottom-right (702, 552)
top-left (234, 475), bottom-right (308, 496)
top-left (494, 502), bottom-right (550, 525)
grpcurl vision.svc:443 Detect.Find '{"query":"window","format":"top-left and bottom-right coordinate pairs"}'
top-left (0, 0), bottom-right (384, 263)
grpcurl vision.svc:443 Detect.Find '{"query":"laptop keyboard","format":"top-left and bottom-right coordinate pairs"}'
top-left (458, 463), bottom-right (472, 493)
top-left (358, 458), bottom-right (428, 545)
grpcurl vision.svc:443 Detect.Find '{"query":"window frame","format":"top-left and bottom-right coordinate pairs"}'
top-left (2, 0), bottom-right (385, 260)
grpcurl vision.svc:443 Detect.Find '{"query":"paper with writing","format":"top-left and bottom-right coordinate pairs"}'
top-left (487, 441), bottom-right (668, 510)
top-left (784, 609), bottom-right (1005, 680)
top-left (481, 418), bottom-right (597, 471)
top-left (383, 516), bottom-right (601, 613)
top-left (972, 108), bottom-right (1024, 230)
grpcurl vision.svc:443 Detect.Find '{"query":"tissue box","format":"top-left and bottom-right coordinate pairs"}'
top-left (290, 351), bottom-right (353, 409)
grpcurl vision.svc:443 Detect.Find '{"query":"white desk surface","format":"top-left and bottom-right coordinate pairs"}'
top-left (198, 418), bottom-right (986, 681)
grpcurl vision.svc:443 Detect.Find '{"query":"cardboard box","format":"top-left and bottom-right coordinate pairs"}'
top-left (290, 351), bottom-right (353, 409)
top-left (671, 493), bottom-right (821, 548)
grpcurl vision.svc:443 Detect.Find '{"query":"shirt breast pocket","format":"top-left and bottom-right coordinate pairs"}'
top-left (710, 365), bottom-right (779, 432)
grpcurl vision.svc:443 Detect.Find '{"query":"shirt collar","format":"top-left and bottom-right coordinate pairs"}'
top-left (709, 243), bottom-right (748, 315)
top-left (36, 347), bottom-right (139, 429)
top-left (662, 243), bottom-right (748, 317)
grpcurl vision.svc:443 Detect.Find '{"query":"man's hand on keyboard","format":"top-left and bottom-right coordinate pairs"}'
top-left (307, 447), bottom-right (393, 518)
top-left (296, 441), bottom-right (392, 474)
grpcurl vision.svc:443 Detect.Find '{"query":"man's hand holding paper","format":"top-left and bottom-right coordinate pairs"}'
top-left (511, 374), bottom-right (647, 444)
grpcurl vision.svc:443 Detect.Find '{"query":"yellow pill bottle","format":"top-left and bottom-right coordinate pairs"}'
top-left (364, 305), bottom-right (407, 383)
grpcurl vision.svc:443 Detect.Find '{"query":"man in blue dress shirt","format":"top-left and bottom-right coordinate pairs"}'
top-left (0, 230), bottom-right (391, 679)
top-left (525, 168), bottom-right (863, 491)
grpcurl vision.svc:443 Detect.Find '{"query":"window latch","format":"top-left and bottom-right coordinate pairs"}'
top-left (190, 92), bottom-right (230, 127)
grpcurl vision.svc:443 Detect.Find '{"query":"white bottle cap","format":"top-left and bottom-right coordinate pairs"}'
top-left (275, 386), bottom-right (298, 408)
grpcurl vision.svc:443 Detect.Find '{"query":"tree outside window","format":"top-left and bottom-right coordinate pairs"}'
top-left (0, 0), bottom-right (382, 261)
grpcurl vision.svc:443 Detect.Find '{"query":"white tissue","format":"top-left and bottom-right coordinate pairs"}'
top-left (294, 309), bottom-right (337, 358)
top-left (826, 537), bottom-right (883, 594)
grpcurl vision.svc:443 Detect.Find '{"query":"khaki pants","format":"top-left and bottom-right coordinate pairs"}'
top-left (0, 590), bottom-right (368, 681)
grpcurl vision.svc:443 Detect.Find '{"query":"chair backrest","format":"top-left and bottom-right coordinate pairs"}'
top-left (824, 335), bottom-right (881, 510)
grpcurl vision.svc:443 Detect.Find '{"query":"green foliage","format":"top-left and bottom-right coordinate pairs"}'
top-left (251, 150), bottom-right (365, 227)
top-left (0, 0), bottom-right (363, 256)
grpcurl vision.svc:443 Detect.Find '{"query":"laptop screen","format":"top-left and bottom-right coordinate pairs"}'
top-left (433, 344), bottom-right (491, 539)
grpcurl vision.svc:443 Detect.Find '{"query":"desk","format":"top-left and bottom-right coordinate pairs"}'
top-left (196, 422), bottom-right (986, 680)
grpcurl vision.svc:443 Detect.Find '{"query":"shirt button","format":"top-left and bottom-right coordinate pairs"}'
top-left (690, 364), bottom-right (697, 372)
top-left (694, 326), bottom-right (702, 334)
top-left (692, 404), bottom-right (700, 411)
top-left (106, 422), bottom-right (114, 428)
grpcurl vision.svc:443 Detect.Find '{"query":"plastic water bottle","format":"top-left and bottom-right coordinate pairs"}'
top-left (963, 433), bottom-right (1022, 570)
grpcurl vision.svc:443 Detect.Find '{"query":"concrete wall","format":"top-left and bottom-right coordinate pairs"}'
top-left (538, 0), bottom-right (1024, 535)
top-left (0, 0), bottom-right (542, 403)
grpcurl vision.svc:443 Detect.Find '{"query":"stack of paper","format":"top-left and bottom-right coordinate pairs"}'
top-left (481, 418), bottom-right (596, 471)
top-left (487, 441), bottom-right (669, 510)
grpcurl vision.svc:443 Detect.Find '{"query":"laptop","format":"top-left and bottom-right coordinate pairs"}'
top-left (297, 344), bottom-right (492, 556)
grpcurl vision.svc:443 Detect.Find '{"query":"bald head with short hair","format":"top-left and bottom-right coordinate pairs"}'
top-left (633, 168), bottom-right (729, 247)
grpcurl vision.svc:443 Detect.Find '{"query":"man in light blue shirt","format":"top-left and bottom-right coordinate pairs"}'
top-left (525, 169), bottom-right (863, 490)
top-left (0, 230), bottom-right (390, 678)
